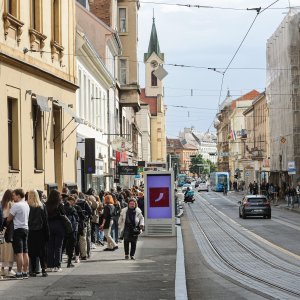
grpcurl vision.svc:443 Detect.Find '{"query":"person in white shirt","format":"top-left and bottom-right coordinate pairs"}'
top-left (7, 189), bottom-right (30, 280)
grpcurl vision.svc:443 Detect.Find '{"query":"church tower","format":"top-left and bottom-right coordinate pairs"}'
top-left (144, 17), bottom-right (165, 97)
top-left (140, 16), bottom-right (167, 162)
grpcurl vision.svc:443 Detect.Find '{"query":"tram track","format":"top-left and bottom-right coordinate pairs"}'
top-left (187, 194), bottom-right (300, 299)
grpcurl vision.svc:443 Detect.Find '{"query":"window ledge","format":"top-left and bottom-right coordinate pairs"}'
top-left (8, 169), bottom-right (20, 173)
top-left (50, 40), bottom-right (64, 62)
top-left (34, 169), bottom-right (44, 173)
top-left (119, 32), bottom-right (128, 36)
top-left (29, 29), bottom-right (47, 50)
top-left (3, 13), bottom-right (24, 45)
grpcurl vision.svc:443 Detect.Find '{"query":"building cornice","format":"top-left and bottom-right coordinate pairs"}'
top-left (0, 51), bottom-right (78, 91)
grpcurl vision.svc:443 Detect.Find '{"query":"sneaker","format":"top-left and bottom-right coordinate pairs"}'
top-left (125, 255), bottom-right (129, 260)
top-left (7, 270), bottom-right (16, 277)
top-left (91, 243), bottom-right (96, 249)
top-left (53, 267), bottom-right (58, 272)
top-left (42, 272), bottom-right (48, 277)
top-left (74, 257), bottom-right (80, 263)
top-left (67, 263), bottom-right (75, 268)
top-left (22, 272), bottom-right (29, 279)
top-left (16, 273), bottom-right (23, 280)
top-left (113, 246), bottom-right (119, 250)
top-left (56, 268), bottom-right (62, 272)
top-left (130, 256), bottom-right (135, 260)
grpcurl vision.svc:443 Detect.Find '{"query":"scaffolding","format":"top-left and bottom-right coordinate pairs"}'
top-left (266, 9), bottom-right (300, 183)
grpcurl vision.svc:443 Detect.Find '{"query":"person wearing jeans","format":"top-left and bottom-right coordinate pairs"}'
top-left (118, 198), bottom-right (144, 260)
top-left (99, 195), bottom-right (117, 251)
top-left (7, 189), bottom-right (30, 279)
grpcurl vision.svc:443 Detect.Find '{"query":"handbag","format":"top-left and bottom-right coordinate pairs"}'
top-left (4, 222), bottom-right (14, 243)
top-left (60, 215), bottom-right (73, 235)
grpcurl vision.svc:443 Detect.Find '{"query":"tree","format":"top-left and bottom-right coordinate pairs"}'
top-left (189, 154), bottom-right (216, 176)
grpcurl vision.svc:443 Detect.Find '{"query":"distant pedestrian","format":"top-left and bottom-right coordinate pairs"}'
top-left (99, 195), bottom-right (118, 251)
top-left (7, 189), bottom-right (30, 279)
top-left (248, 182), bottom-right (253, 194)
top-left (119, 198), bottom-right (144, 260)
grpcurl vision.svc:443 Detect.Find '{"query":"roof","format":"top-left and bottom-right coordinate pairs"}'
top-left (231, 90), bottom-right (260, 109)
top-left (140, 88), bottom-right (157, 116)
top-left (144, 18), bottom-right (164, 61)
top-left (167, 138), bottom-right (184, 149)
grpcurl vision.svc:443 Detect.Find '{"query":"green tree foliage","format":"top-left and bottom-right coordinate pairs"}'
top-left (189, 154), bottom-right (216, 176)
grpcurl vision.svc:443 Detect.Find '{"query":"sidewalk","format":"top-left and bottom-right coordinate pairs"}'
top-left (0, 235), bottom-right (177, 300)
top-left (274, 199), bottom-right (300, 214)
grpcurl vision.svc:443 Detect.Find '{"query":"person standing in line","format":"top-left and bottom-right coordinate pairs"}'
top-left (99, 195), bottom-right (118, 251)
top-left (27, 190), bottom-right (49, 277)
top-left (7, 189), bottom-right (30, 279)
top-left (111, 194), bottom-right (121, 244)
top-left (119, 198), bottom-right (144, 260)
top-left (46, 190), bottom-right (65, 272)
top-left (64, 196), bottom-right (79, 268)
top-left (0, 190), bottom-right (15, 278)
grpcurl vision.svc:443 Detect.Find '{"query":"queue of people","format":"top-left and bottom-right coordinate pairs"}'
top-left (0, 185), bottom-right (145, 280)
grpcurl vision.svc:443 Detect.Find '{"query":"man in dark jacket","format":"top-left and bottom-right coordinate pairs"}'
top-left (64, 196), bottom-right (79, 267)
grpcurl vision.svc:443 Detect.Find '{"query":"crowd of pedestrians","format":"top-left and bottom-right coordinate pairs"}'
top-left (0, 185), bottom-right (145, 280)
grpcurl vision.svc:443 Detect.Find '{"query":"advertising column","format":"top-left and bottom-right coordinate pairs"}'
top-left (144, 171), bottom-right (176, 236)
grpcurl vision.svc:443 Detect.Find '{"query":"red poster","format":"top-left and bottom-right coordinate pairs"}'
top-left (149, 187), bottom-right (169, 207)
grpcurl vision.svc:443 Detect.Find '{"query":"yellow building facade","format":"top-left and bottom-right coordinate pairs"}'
top-left (0, 0), bottom-right (78, 195)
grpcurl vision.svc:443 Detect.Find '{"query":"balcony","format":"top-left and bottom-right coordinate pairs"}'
top-left (119, 83), bottom-right (141, 112)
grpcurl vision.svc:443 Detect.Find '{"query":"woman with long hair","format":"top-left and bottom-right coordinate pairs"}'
top-left (0, 189), bottom-right (15, 278)
top-left (119, 198), bottom-right (144, 260)
top-left (99, 195), bottom-right (118, 251)
top-left (27, 190), bottom-right (49, 277)
top-left (45, 190), bottom-right (65, 272)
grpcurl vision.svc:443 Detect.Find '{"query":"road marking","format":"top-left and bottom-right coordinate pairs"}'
top-left (273, 219), bottom-right (300, 231)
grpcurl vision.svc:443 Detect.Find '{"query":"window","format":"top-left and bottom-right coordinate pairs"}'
top-left (151, 71), bottom-right (158, 87)
top-left (78, 69), bottom-right (82, 117)
top-left (7, 98), bottom-right (19, 170)
top-left (52, 0), bottom-right (61, 43)
top-left (31, 0), bottom-right (41, 31)
top-left (5, 0), bottom-right (18, 17)
top-left (119, 8), bottom-right (127, 32)
top-left (32, 101), bottom-right (43, 170)
top-left (120, 59), bottom-right (127, 85)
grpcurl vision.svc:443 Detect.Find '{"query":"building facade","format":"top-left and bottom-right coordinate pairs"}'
top-left (0, 0), bottom-right (78, 195)
top-left (141, 18), bottom-right (167, 163)
top-left (267, 10), bottom-right (300, 186)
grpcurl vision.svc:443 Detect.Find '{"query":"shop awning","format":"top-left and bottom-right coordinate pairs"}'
top-left (36, 95), bottom-right (51, 112)
top-left (54, 100), bottom-right (84, 124)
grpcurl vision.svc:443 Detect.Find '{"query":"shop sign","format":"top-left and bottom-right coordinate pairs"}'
top-left (118, 166), bottom-right (138, 175)
top-left (111, 137), bottom-right (132, 152)
top-left (288, 161), bottom-right (296, 175)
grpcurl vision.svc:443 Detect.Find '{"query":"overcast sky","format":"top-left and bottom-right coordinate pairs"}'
top-left (137, 0), bottom-right (299, 137)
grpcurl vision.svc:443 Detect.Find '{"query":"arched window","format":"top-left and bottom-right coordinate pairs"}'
top-left (151, 71), bottom-right (157, 87)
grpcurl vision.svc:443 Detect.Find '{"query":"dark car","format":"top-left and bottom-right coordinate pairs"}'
top-left (238, 195), bottom-right (271, 219)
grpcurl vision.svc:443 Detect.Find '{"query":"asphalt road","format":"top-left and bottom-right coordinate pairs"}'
top-left (182, 190), bottom-right (300, 300)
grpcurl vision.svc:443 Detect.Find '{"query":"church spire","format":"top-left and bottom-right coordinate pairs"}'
top-left (144, 16), bottom-right (164, 62)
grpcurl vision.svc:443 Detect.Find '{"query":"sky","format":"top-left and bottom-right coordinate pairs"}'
top-left (137, 0), bottom-right (299, 137)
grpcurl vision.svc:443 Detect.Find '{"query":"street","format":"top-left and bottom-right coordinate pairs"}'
top-left (183, 190), bottom-right (300, 300)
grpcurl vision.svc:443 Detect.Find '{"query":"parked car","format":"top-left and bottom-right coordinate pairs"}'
top-left (198, 181), bottom-right (209, 192)
top-left (238, 195), bottom-right (271, 219)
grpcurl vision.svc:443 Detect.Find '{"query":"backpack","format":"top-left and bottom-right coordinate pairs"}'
top-left (113, 204), bottom-right (121, 217)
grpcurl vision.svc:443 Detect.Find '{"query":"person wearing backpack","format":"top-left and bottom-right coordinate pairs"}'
top-left (99, 195), bottom-right (118, 251)
top-left (112, 195), bottom-right (121, 244)
top-left (64, 196), bottom-right (79, 268)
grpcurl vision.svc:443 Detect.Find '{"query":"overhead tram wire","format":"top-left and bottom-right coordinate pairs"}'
top-left (207, 0), bottom-right (282, 132)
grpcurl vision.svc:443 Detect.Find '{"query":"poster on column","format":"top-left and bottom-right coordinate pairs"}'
top-left (146, 173), bottom-right (172, 219)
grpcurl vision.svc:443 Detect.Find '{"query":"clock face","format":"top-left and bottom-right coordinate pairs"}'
top-left (150, 60), bottom-right (158, 68)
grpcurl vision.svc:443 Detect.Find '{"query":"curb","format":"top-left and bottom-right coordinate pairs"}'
top-left (175, 219), bottom-right (188, 300)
